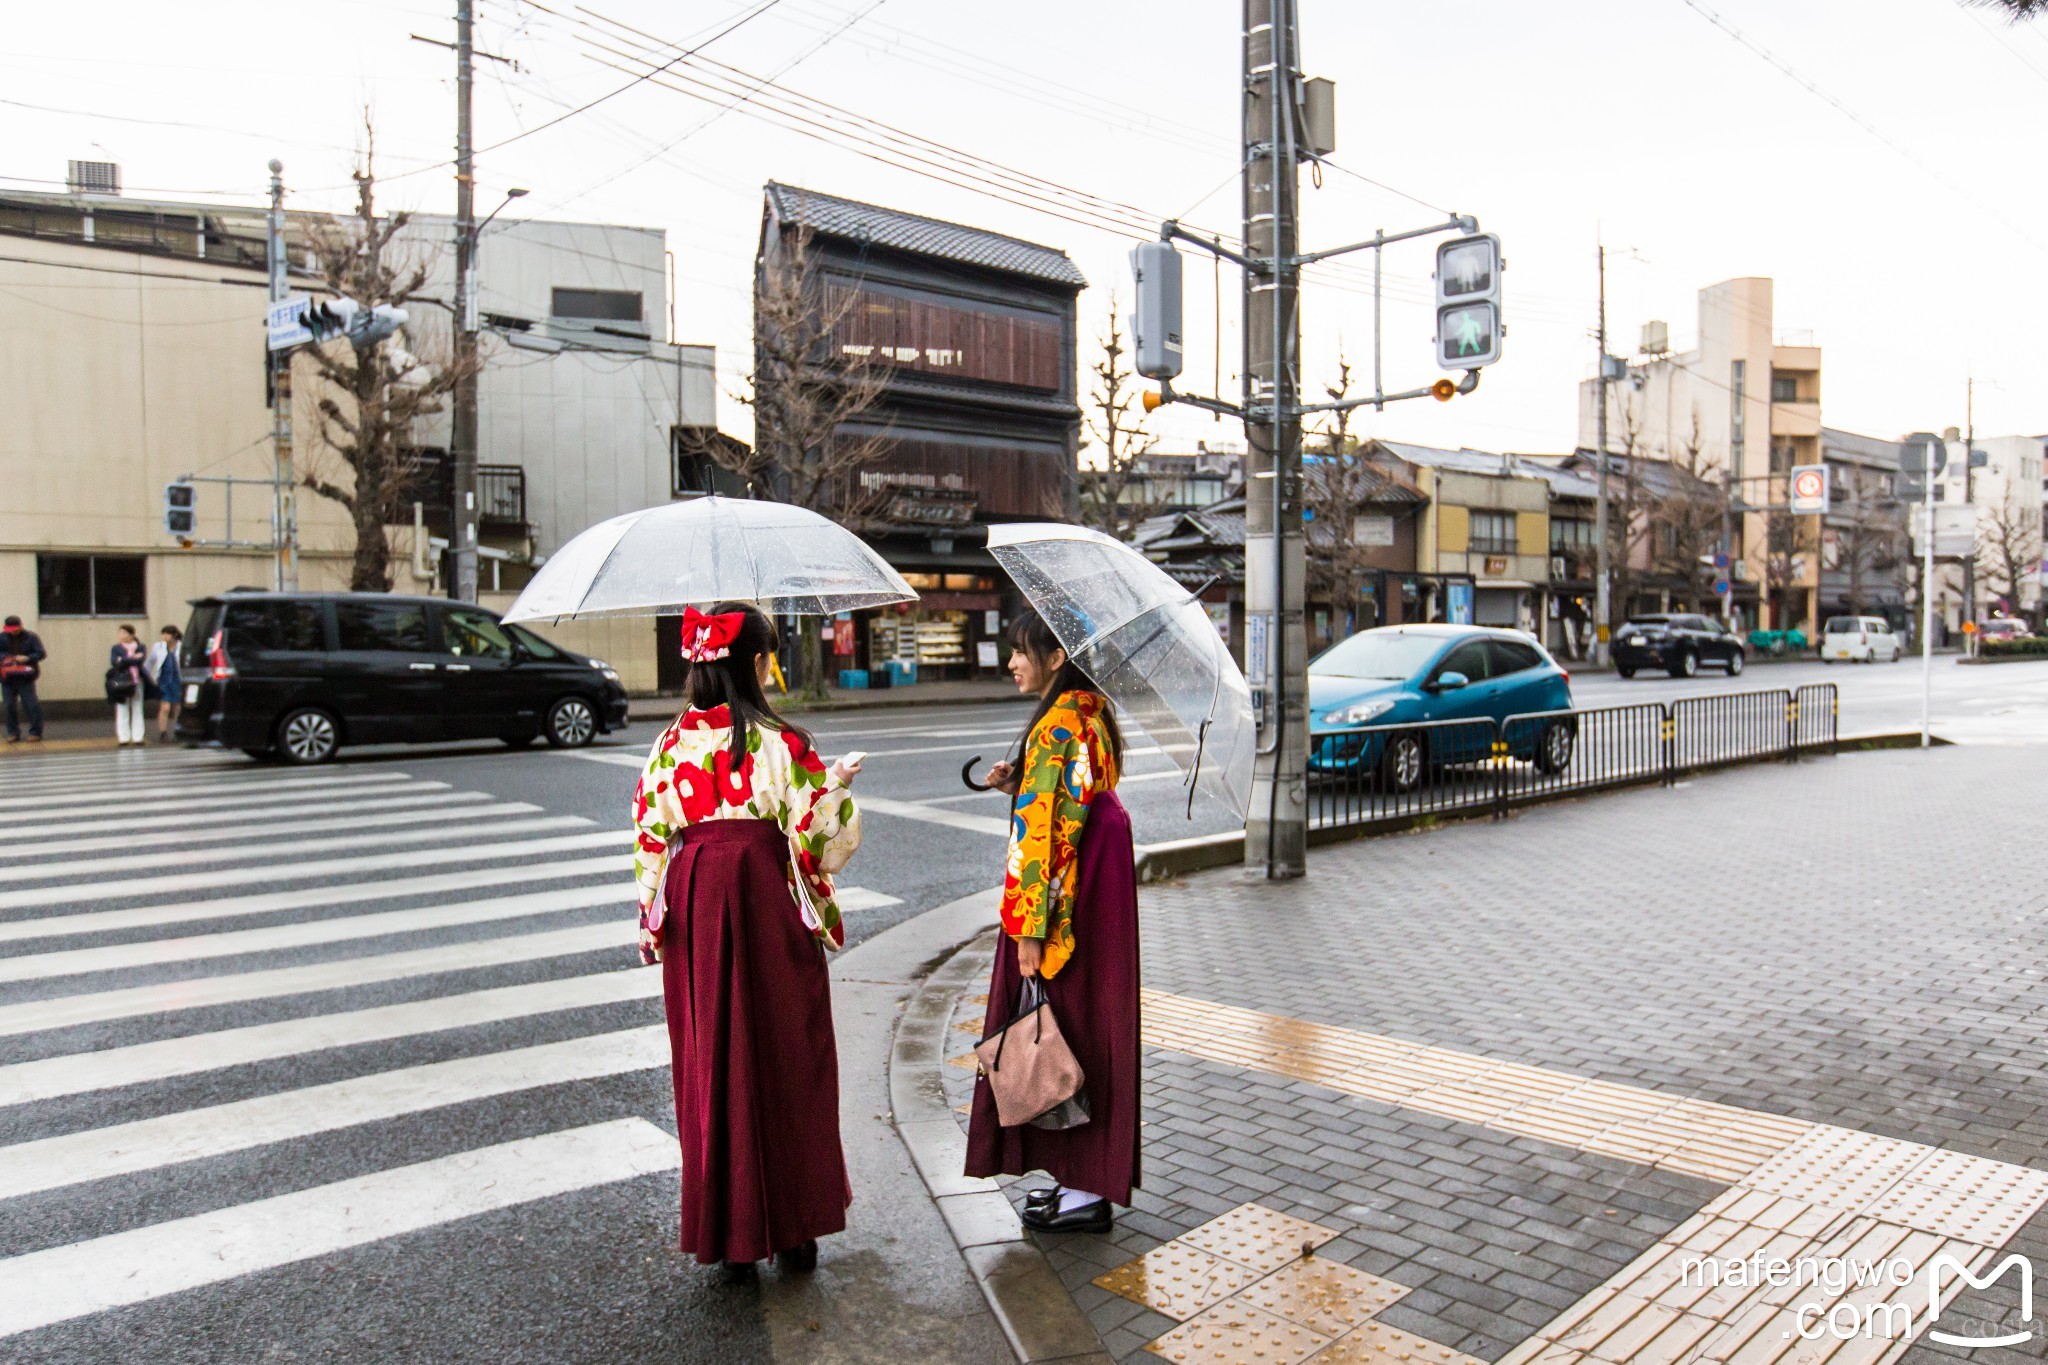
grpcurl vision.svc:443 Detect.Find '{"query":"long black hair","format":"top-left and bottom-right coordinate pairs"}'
top-left (682, 601), bottom-right (812, 766)
top-left (1006, 608), bottom-right (1124, 771)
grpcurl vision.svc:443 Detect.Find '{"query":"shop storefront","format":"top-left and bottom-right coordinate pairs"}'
top-left (852, 577), bottom-right (1009, 684)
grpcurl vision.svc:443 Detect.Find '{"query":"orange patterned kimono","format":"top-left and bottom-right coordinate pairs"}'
top-left (999, 689), bottom-right (1120, 979)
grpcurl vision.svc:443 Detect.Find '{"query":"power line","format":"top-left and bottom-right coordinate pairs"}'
top-left (1678, 0), bottom-right (2048, 252)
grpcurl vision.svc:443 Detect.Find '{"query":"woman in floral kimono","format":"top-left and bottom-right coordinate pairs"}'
top-left (964, 610), bottom-right (1141, 1234)
top-left (632, 602), bottom-right (864, 1283)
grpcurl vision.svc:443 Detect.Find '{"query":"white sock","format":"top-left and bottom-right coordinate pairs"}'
top-left (1057, 1187), bottom-right (1105, 1215)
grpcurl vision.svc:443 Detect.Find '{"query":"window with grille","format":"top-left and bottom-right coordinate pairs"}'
top-left (1468, 510), bottom-right (1516, 555)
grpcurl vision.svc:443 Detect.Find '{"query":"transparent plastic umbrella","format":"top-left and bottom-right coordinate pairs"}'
top-left (986, 522), bottom-right (1255, 821)
top-left (501, 496), bottom-right (918, 622)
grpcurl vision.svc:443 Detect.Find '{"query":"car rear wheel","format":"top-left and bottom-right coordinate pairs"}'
top-left (275, 708), bottom-right (340, 765)
top-left (544, 695), bottom-right (598, 749)
top-left (1727, 650), bottom-right (1746, 676)
top-left (1533, 720), bottom-right (1575, 775)
top-left (1616, 663), bottom-right (1636, 679)
top-left (1672, 650), bottom-right (1698, 678)
top-left (1379, 732), bottom-right (1426, 794)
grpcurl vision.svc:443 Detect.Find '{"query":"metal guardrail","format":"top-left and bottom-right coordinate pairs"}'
top-left (1309, 685), bottom-right (1838, 833)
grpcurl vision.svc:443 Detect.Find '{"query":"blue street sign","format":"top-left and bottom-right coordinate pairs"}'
top-left (1712, 553), bottom-right (1729, 569)
top-left (1712, 578), bottom-right (1731, 597)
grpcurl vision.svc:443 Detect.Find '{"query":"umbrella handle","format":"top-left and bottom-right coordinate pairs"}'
top-left (961, 756), bottom-right (997, 793)
top-left (1185, 718), bottom-right (1212, 821)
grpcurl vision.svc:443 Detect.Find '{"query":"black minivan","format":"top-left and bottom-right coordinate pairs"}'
top-left (176, 591), bottom-right (630, 763)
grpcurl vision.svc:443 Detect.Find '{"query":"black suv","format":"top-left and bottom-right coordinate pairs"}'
top-left (1611, 613), bottom-right (1747, 679)
top-left (176, 591), bottom-right (630, 763)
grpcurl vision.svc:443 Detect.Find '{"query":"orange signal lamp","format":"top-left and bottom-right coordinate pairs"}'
top-left (1430, 377), bottom-right (1458, 402)
top-left (1141, 389), bottom-right (1166, 412)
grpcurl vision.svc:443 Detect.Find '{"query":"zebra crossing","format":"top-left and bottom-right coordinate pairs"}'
top-left (0, 744), bottom-right (897, 1354)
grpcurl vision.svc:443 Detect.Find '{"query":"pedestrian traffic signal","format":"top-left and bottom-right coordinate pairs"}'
top-left (1129, 241), bottom-right (1184, 380)
top-left (164, 481), bottom-right (196, 538)
top-left (1433, 233), bottom-right (1503, 370)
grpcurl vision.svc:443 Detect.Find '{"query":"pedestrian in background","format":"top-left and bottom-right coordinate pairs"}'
top-left (630, 602), bottom-right (865, 1284)
top-left (1, 615), bottom-right (44, 743)
top-left (966, 609), bottom-right (1141, 1233)
top-left (107, 625), bottom-right (146, 746)
top-left (146, 625), bottom-right (183, 744)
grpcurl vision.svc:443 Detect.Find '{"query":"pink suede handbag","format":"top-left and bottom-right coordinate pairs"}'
top-left (974, 977), bottom-right (1091, 1129)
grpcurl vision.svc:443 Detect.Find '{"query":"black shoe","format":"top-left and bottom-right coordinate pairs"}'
top-left (1023, 1186), bottom-right (1059, 1211)
top-left (1021, 1198), bottom-right (1113, 1234)
top-left (720, 1260), bottom-right (758, 1285)
top-left (774, 1239), bottom-right (818, 1273)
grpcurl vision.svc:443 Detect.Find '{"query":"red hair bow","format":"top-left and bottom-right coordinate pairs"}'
top-left (679, 606), bottom-right (745, 663)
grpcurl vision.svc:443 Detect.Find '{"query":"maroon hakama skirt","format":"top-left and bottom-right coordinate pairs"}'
top-left (659, 817), bottom-right (849, 1264)
top-left (964, 789), bottom-right (1142, 1206)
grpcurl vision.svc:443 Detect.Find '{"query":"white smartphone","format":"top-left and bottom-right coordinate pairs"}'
top-left (840, 750), bottom-right (868, 768)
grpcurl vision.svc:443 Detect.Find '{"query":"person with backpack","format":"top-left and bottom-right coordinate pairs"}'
top-left (145, 625), bottom-right (184, 744)
top-left (1, 616), bottom-right (45, 743)
top-left (108, 625), bottom-right (147, 746)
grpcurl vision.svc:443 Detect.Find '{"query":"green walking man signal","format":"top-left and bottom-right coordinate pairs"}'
top-left (1434, 234), bottom-right (1503, 370)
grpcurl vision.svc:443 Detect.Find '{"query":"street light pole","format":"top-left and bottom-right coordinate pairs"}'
top-left (1921, 438), bottom-right (1936, 748)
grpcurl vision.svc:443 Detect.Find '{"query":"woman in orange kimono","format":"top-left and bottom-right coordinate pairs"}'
top-left (964, 610), bottom-right (1142, 1233)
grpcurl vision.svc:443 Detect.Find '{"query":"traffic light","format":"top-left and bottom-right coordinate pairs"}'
top-left (301, 298), bottom-right (357, 342)
top-left (1129, 241), bottom-right (1184, 380)
top-left (1433, 233), bottom-right (1503, 370)
top-left (301, 298), bottom-right (408, 351)
top-left (164, 481), bottom-right (196, 538)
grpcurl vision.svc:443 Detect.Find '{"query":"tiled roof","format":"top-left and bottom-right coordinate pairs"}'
top-left (764, 182), bottom-right (1088, 288)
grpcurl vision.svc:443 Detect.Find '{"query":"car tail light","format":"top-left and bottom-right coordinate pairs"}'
top-left (208, 631), bottom-right (233, 682)
top-left (1559, 669), bottom-right (1570, 683)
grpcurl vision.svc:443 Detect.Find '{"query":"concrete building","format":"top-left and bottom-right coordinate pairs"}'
top-left (0, 178), bottom-right (711, 703)
top-left (1960, 434), bottom-right (2044, 618)
top-left (1578, 277), bottom-right (1824, 634)
top-left (1371, 442), bottom-right (1550, 636)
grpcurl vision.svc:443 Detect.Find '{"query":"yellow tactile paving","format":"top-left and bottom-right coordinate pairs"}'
top-left (1236, 1257), bottom-right (1405, 1338)
top-left (1181, 1204), bottom-right (1343, 1275)
top-left (1096, 1240), bottom-right (1266, 1321)
top-left (944, 1051), bottom-right (979, 1071)
top-left (1144, 1301), bottom-right (1333, 1364)
top-left (1307, 1320), bottom-right (1487, 1363)
top-left (1131, 991), bottom-right (2048, 1363)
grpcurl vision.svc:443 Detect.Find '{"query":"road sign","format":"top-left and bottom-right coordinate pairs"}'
top-left (1433, 234), bottom-right (1502, 370)
top-left (1713, 552), bottom-right (1729, 569)
top-left (1788, 464), bottom-right (1829, 514)
top-left (1912, 503), bottom-right (1976, 558)
top-left (267, 296), bottom-right (311, 350)
top-left (1712, 578), bottom-right (1730, 597)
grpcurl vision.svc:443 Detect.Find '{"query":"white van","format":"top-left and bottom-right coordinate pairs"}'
top-left (1821, 615), bottom-right (1901, 663)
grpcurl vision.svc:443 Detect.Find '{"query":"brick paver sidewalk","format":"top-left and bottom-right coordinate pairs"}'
top-left (933, 743), bottom-right (2048, 1362)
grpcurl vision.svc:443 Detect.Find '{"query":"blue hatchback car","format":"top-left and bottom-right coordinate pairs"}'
top-left (1308, 625), bottom-right (1575, 791)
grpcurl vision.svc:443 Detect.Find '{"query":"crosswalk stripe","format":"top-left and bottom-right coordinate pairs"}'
top-left (0, 769), bottom-right (420, 809)
top-left (0, 854), bottom-right (628, 944)
top-left (0, 775), bottom-right (421, 824)
top-left (0, 970), bottom-right (662, 1107)
top-left (0, 1117), bottom-right (676, 1339)
top-left (0, 792), bottom-right (500, 860)
top-left (0, 883), bottom-right (636, 984)
top-left (856, 794), bottom-right (1013, 837)
top-left (0, 921), bottom-right (635, 1036)
top-left (0, 1025), bottom-right (669, 1201)
top-left (0, 808), bottom-right (575, 883)
top-left (836, 886), bottom-right (902, 912)
top-left (0, 827), bottom-right (630, 911)
top-left (0, 786), bottom-right (464, 841)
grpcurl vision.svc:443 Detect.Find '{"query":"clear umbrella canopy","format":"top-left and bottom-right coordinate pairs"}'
top-left (986, 523), bottom-right (1255, 821)
top-left (501, 496), bottom-right (918, 622)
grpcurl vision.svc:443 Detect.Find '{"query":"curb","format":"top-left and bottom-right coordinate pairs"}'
top-left (876, 890), bottom-right (1112, 1365)
top-left (0, 737), bottom-right (122, 758)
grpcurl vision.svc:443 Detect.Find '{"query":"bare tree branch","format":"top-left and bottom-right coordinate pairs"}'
top-left (1077, 294), bottom-right (1165, 542)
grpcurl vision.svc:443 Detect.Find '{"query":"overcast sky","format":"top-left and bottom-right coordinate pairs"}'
top-left (7, 0), bottom-right (2046, 455)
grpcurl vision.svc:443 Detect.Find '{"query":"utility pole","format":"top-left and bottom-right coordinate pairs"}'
top-left (266, 159), bottom-right (298, 593)
top-left (450, 0), bottom-right (481, 603)
top-left (1592, 243), bottom-right (1611, 666)
top-left (1961, 374), bottom-right (1975, 629)
top-left (1242, 0), bottom-right (1306, 879)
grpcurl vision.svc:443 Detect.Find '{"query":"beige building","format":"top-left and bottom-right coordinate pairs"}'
top-left (1372, 442), bottom-right (1551, 635)
top-left (0, 181), bottom-right (712, 705)
top-left (1578, 277), bottom-right (1824, 634)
